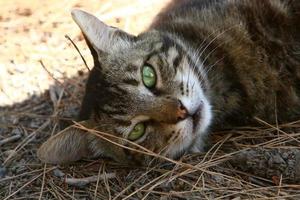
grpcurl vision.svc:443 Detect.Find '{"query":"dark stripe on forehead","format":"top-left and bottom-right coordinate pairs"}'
top-left (126, 65), bottom-right (138, 73)
top-left (145, 49), bottom-right (162, 64)
top-left (144, 36), bottom-right (175, 66)
top-left (148, 53), bottom-right (167, 69)
top-left (98, 107), bottom-right (127, 115)
top-left (169, 47), bottom-right (183, 74)
top-left (161, 35), bottom-right (175, 50)
top-left (122, 78), bottom-right (139, 86)
top-left (113, 119), bottom-right (132, 126)
top-left (110, 84), bottom-right (128, 95)
top-left (162, 35), bottom-right (185, 73)
top-left (145, 35), bottom-right (175, 62)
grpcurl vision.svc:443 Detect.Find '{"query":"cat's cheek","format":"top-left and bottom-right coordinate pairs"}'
top-left (188, 137), bottom-right (206, 153)
top-left (163, 119), bottom-right (194, 158)
top-left (197, 98), bottom-right (213, 134)
top-left (188, 99), bottom-right (212, 153)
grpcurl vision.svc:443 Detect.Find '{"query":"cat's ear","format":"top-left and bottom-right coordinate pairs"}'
top-left (71, 9), bottom-right (134, 54)
top-left (37, 121), bottom-right (100, 164)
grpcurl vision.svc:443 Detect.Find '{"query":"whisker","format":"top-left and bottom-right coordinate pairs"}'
top-left (187, 58), bottom-right (191, 96)
top-left (198, 24), bottom-right (242, 59)
top-left (205, 56), bottom-right (225, 75)
top-left (194, 25), bottom-right (249, 81)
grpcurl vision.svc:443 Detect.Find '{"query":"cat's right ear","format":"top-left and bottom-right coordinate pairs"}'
top-left (71, 9), bottom-right (134, 54)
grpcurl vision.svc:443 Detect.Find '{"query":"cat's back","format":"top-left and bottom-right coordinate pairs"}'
top-left (152, 0), bottom-right (300, 62)
top-left (152, 0), bottom-right (300, 41)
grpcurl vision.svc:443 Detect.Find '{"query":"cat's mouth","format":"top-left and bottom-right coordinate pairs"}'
top-left (191, 105), bottom-right (202, 133)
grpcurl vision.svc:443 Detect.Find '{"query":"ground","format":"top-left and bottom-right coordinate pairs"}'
top-left (1, 0), bottom-right (300, 199)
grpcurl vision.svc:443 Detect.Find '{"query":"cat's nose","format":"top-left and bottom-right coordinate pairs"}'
top-left (176, 100), bottom-right (188, 121)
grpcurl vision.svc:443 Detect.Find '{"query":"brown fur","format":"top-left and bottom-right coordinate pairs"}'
top-left (152, 0), bottom-right (300, 128)
top-left (38, 0), bottom-right (300, 165)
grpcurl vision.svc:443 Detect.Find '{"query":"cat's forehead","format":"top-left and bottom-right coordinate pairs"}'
top-left (101, 33), bottom-right (182, 74)
top-left (136, 30), bottom-right (165, 49)
top-left (117, 31), bottom-right (176, 58)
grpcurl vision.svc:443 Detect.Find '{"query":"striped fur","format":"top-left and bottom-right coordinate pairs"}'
top-left (38, 0), bottom-right (300, 165)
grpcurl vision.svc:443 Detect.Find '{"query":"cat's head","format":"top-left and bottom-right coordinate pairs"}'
top-left (37, 9), bottom-right (212, 165)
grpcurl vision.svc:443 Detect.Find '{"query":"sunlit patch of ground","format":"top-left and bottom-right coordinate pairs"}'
top-left (0, 0), bottom-right (170, 106)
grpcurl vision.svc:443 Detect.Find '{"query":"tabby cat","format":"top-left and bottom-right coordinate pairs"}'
top-left (38, 0), bottom-right (300, 165)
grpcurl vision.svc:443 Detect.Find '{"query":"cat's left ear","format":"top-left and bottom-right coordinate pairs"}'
top-left (71, 9), bottom-right (134, 54)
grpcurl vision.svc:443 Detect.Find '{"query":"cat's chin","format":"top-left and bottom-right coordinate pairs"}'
top-left (166, 99), bottom-right (212, 158)
top-left (192, 106), bottom-right (202, 132)
top-left (193, 98), bottom-right (212, 137)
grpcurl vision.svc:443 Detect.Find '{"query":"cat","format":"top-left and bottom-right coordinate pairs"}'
top-left (38, 0), bottom-right (300, 165)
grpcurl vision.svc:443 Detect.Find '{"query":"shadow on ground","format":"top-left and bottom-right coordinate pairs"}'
top-left (1, 72), bottom-right (300, 199)
top-left (0, 73), bottom-right (90, 198)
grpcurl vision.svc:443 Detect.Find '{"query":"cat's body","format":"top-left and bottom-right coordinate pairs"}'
top-left (38, 0), bottom-right (300, 165)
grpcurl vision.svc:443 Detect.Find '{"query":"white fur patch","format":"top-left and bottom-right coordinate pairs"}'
top-left (164, 119), bottom-right (194, 158)
top-left (167, 47), bottom-right (179, 67)
top-left (167, 41), bottom-right (213, 155)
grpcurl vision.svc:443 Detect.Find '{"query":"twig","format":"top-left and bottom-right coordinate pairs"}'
top-left (112, 166), bottom-right (154, 200)
top-left (39, 60), bottom-right (73, 98)
top-left (0, 168), bottom-right (45, 183)
top-left (65, 173), bottom-right (116, 187)
top-left (38, 164), bottom-right (47, 200)
top-left (48, 181), bottom-right (77, 200)
top-left (0, 134), bottom-right (21, 146)
top-left (94, 164), bottom-right (103, 200)
top-left (65, 34), bottom-right (90, 72)
top-left (39, 60), bottom-right (63, 85)
top-left (103, 165), bottom-right (112, 200)
top-left (3, 167), bottom-right (56, 200)
top-left (3, 119), bottom-right (50, 166)
top-left (254, 117), bottom-right (300, 143)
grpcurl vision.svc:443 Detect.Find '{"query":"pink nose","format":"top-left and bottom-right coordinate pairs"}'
top-left (176, 100), bottom-right (188, 121)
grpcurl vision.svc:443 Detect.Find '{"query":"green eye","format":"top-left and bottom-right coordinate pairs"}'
top-left (142, 65), bottom-right (156, 88)
top-left (128, 123), bottom-right (145, 141)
